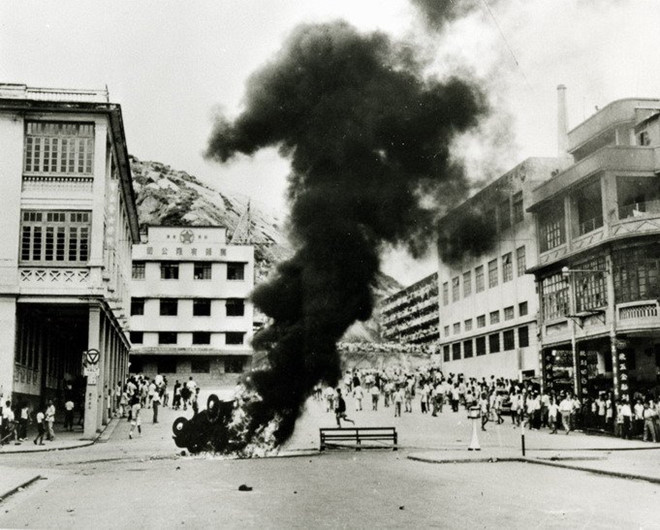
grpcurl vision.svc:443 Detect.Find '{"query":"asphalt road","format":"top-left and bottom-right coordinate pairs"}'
top-left (0, 398), bottom-right (659, 529)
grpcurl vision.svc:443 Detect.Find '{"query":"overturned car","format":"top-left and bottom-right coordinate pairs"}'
top-left (172, 394), bottom-right (236, 454)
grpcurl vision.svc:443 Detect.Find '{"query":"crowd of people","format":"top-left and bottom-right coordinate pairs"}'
top-left (336, 341), bottom-right (437, 355)
top-left (316, 366), bottom-right (660, 442)
top-left (0, 373), bottom-right (204, 446)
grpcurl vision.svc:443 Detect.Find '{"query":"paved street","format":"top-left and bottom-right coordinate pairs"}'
top-left (0, 394), bottom-right (659, 529)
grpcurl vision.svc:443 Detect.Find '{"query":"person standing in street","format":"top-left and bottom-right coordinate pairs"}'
top-left (63, 399), bottom-right (74, 432)
top-left (152, 388), bottom-right (160, 424)
top-left (45, 400), bottom-right (56, 441)
top-left (559, 394), bottom-right (573, 435)
top-left (33, 407), bottom-right (45, 445)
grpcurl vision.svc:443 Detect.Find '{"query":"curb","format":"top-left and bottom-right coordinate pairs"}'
top-left (407, 454), bottom-right (660, 485)
top-left (0, 475), bottom-right (43, 502)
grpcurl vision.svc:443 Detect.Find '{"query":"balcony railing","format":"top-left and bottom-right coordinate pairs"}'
top-left (618, 301), bottom-right (658, 320)
top-left (618, 200), bottom-right (660, 220)
top-left (578, 215), bottom-right (603, 236)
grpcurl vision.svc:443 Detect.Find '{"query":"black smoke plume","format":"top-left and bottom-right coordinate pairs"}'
top-left (205, 21), bottom-right (486, 451)
top-left (437, 204), bottom-right (498, 265)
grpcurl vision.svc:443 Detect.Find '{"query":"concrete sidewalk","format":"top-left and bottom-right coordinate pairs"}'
top-left (0, 418), bottom-right (119, 454)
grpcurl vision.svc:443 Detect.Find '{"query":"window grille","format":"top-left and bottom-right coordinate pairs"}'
top-left (24, 121), bottom-right (94, 175)
top-left (20, 210), bottom-right (90, 265)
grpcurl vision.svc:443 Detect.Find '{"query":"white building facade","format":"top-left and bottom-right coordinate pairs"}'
top-left (129, 226), bottom-right (254, 388)
top-left (0, 83), bottom-right (140, 437)
top-left (437, 158), bottom-right (570, 380)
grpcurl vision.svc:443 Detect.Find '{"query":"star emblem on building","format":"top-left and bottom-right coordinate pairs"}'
top-left (180, 229), bottom-right (194, 244)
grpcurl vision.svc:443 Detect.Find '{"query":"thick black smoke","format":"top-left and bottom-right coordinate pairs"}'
top-left (206, 21), bottom-right (486, 449)
top-left (437, 204), bottom-right (498, 265)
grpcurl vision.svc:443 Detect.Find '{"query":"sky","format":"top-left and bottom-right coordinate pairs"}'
top-left (2, 0), bottom-right (660, 285)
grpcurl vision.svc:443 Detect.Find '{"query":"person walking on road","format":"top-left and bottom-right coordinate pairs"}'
top-left (128, 395), bottom-right (142, 439)
top-left (479, 392), bottom-right (489, 431)
top-left (559, 394), bottom-right (573, 435)
top-left (152, 388), bottom-right (160, 424)
top-left (334, 388), bottom-right (354, 427)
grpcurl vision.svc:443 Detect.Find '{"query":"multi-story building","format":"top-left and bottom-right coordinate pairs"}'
top-left (528, 97), bottom-right (660, 402)
top-left (0, 83), bottom-right (140, 437)
top-left (381, 273), bottom-right (439, 347)
top-left (129, 226), bottom-right (254, 388)
top-left (437, 157), bottom-right (570, 379)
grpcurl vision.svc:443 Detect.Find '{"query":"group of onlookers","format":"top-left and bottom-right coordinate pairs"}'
top-left (0, 397), bottom-right (57, 446)
top-left (317, 366), bottom-right (660, 442)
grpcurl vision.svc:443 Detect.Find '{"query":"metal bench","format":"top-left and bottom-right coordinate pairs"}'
top-left (319, 427), bottom-right (398, 451)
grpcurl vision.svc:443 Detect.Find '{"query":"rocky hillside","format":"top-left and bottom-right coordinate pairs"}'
top-left (129, 156), bottom-right (401, 340)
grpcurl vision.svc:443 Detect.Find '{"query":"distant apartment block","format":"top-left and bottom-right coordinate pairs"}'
top-left (381, 272), bottom-right (439, 346)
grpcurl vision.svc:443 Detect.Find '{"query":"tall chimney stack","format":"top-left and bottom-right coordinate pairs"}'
top-left (557, 84), bottom-right (569, 156)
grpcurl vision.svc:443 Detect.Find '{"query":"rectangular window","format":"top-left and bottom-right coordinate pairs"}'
top-left (24, 121), bottom-right (94, 175)
top-left (541, 272), bottom-right (569, 321)
top-left (613, 247), bottom-right (660, 303)
top-left (132, 261), bottom-right (145, 280)
top-left (516, 246), bottom-right (526, 276)
top-left (130, 298), bottom-right (144, 316)
top-left (225, 358), bottom-right (244, 373)
top-left (503, 329), bottom-right (515, 350)
top-left (226, 298), bottom-right (245, 317)
top-left (463, 339), bottom-right (474, 358)
top-left (226, 332), bottom-right (245, 345)
top-left (452, 342), bottom-right (461, 361)
top-left (129, 331), bottom-right (143, 344)
top-left (20, 210), bottom-right (90, 265)
top-left (502, 253), bottom-right (513, 282)
top-left (476, 336), bottom-right (486, 356)
top-left (490, 310), bottom-right (500, 325)
top-left (453, 322), bottom-right (461, 334)
top-left (519, 301), bottom-right (528, 316)
top-left (451, 276), bottom-right (460, 302)
top-left (574, 256), bottom-right (608, 312)
top-left (159, 298), bottom-right (178, 316)
top-left (504, 306), bottom-right (514, 320)
top-left (475, 266), bottom-right (485, 293)
top-left (464, 319), bottom-right (473, 331)
top-left (442, 282), bottom-right (449, 305)
top-left (194, 263), bottom-right (212, 280)
top-left (227, 262), bottom-right (245, 280)
top-left (193, 299), bottom-right (211, 316)
top-left (443, 345), bottom-right (450, 362)
top-left (498, 198), bottom-right (511, 231)
top-left (489, 333), bottom-right (500, 353)
top-left (157, 358), bottom-right (177, 374)
top-left (518, 326), bottom-right (530, 348)
top-left (444, 325), bottom-right (450, 337)
top-left (192, 331), bottom-right (211, 345)
top-left (463, 271), bottom-right (472, 297)
top-left (477, 315), bottom-right (486, 328)
top-left (158, 332), bottom-right (177, 345)
top-left (191, 359), bottom-right (210, 373)
top-left (512, 191), bottom-right (524, 224)
top-left (539, 202), bottom-right (566, 252)
top-left (488, 259), bottom-right (498, 288)
top-left (161, 262), bottom-right (179, 280)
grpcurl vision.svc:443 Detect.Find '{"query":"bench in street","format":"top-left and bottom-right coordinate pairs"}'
top-left (319, 427), bottom-right (398, 451)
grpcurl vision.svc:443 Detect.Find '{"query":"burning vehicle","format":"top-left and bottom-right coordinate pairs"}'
top-left (172, 394), bottom-right (236, 454)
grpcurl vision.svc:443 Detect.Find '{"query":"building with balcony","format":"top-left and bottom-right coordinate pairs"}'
top-left (129, 226), bottom-right (254, 388)
top-left (528, 97), bottom-right (660, 402)
top-left (437, 157), bottom-right (570, 379)
top-left (0, 83), bottom-right (140, 437)
top-left (381, 272), bottom-right (439, 347)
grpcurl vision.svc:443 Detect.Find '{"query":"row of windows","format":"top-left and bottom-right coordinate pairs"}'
top-left (135, 357), bottom-right (245, 375)
top-left (442, 326), bottom-right (530, 362)
top-left (24, 121), bottom-right (95, 176)
top-left (129, 331), bottom-right (245, 346)
top-left (130, 298), bottom-right (245, 317)
top-left (132, 261), bottom-right (245, 281)
top-left (443, 246), bottom-right (526, 305)
top-left (443, 302), bottom-right (528, 336)
top-left (20, 210), bottom-right (91, 265)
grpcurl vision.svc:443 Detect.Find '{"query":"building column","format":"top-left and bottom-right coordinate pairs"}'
top-left (0, 296), bottom-right (17, 404)
top-left (84, 305), bottom-right (102, 439)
